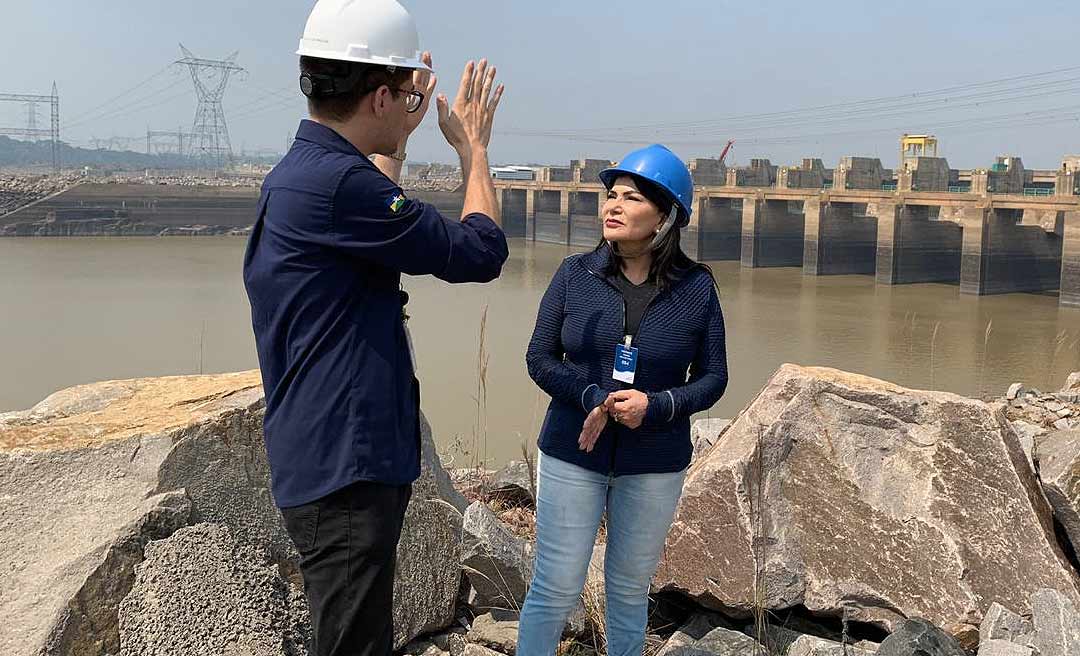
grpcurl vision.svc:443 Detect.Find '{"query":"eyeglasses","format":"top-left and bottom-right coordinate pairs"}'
top-left (389, 87), bottom-right (425, 113)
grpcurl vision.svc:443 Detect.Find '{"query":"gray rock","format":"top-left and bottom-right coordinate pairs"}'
top-left (393, 495), bottom-right (464, 650)
top-left (284, 580), bottom-right (312, 656)
top-left (977, 640), bottom-right (1034, 656)
top-left (691, 418), bottom-right (731, 461)
top-left (117, 523), bottom-right (292, 656)
top-left (1055, 393), bottom-right (1080, 405)
top-left (448, 633), bottom-right (468, 656)
top-left (403, 640), bottom-right (448, 656)
top-left (877, 618), bottom-right (966, 656)
top-left (488, 460), bottom-right (535, 506)
top-left (654, 365), bottom-right (1080, 631)
top-left (1007, 383), bottom-right (1025, 400)
top-left (1036, 430), bottom-right (1080, 555)
top-left (0, 372), bottom-right (467, 656)
top-left (944, 621), bottom-right (980, 652)
top-left (1011, 420), bottom-right (1047, 466)
top-left (1030, 588), bottom-right (1080, 656)
top-left (1061, 372), bottom-right (1080, 393)
top-left (740, 623), bottom-right (802, 653)
top-left (0, 372), bottom-right (263, 656)
top-left (461, 502), bottom-right (533, 613)
top-left (462, 645), bottom-right (505, 656)
top-left (431, 630), bottom-right (466, 653)
top-left (418, 414), bottom-right (470, 514)
top-left (656, 612), bottom-right (731, 656)
top-left (467, 613), bottom-right (519, 655)
top-left (980, 602), bottom-right (1033, 645)
top-left (1055, 418), bottom-right (1072, 431)
top-left (657, 623), bottom-right (758, 656)
top-left (692, 626), bottom-right (761, 655)
top-left (786, 634), bottom-right (878, 655)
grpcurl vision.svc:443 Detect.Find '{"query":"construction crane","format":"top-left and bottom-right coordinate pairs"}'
top-left (718, 139), bottom-right (735, 166)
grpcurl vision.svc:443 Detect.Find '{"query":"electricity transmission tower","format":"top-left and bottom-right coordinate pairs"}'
top-left (147, 128), bottom-right (192, 156)
top-left (0, 83), bottom-right (60, 171)
top-left (176, 44), bottom-right (244, 169)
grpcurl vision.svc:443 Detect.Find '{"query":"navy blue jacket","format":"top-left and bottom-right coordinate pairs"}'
top-left (243, 120), bottom-right (508, 508)
top-left (526, 248), bottom-right (727, 475)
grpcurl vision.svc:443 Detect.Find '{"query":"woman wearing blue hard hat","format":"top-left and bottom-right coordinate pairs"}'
top-left (519, 144), bottom-right (729, 656)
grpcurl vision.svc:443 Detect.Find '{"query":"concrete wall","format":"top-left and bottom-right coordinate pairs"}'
top-left (1, 183), bottom-right (259, 228)
top-left (696, 197), bottom-right (743, 260)
top-left (534, 189), bottom-right (566, 243)
top-left (960, 207), bottom-right (1063, 295)
top-left (875, 205), bottom-right (963, 285)
top-left (778, 158), bottom-right (829, 189)
top-left (803, 200), bottom-right (879, 275)
top-left (835, 157), bottom-right (889, 190)
top-left (1061, 211), bottom-right (1080, 306)
top-left (568, 190), bottom-right (602, 247)
top-left (537, 167), bottom-right (572, 183)
top-left (741, 198), bottom-right (804, 267)
top-left (898, 157), bottom-right (952, 192)
top-left (689, 158), bottom-right (726, 186)
top-left (572, 159), bottom-right (612, 184)
top-left (728, 159), bottom-right (777, 187)
top-left (986, 156), bottom-right (1026, 194)
top-left (498, 188), bottom-right (528, 238)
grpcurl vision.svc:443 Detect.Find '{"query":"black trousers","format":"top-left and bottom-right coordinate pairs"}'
top-left (281, 480), bottom-right (413, 656)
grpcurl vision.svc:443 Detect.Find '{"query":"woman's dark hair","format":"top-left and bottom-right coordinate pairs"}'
top-left (597, 173), bottom-right (719, 292)
top-left (299, 56), bottom-right (411, 122)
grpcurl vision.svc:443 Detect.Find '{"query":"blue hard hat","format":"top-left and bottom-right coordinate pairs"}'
top-left (598, 144), bottom-right (694, 227)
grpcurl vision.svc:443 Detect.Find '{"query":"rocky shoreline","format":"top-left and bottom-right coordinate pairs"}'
top-left (2, 365), bottom-right (1080, 655)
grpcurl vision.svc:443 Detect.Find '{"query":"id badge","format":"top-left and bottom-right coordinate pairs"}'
top-left (613, 336), bottom-right (638, 384)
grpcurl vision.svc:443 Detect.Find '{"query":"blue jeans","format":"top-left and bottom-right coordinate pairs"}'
top-left (517, 453), bottom-right (687, 656)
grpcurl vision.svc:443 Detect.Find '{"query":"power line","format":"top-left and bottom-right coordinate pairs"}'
top-left (505, 64), bottom-right (1080, 138)
top-left (65, 64), bottom-right (175, 124)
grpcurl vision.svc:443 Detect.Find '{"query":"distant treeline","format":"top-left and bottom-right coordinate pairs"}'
top-left (0, 136), bottom-right (279, 170)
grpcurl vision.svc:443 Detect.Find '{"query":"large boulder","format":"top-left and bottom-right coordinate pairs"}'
top-left (461, 501), bottom-right (533, 613)
top-left (117, 523), bottom-right (300, 656)
top-left (393, 492), bottom-right (464, 649)
top-left (979, 602), bottom-right (1033, 645)
top-left (978, 641), bottom-right (1033, 656)
top-left (1029, 588), bottom-right (1080, 656)
top-left (691, 418), bottom-right (731, 461)
top-left (466, 612), bottom-right (520, 655)
top-left (0, 372), bottom-right (463, 656)
top-left (488, 460), bottom-right (536, 507)
top-left (877, 619), bottom-right (965, 656)
top-left (786, 634), bottom-right (877, 656)
top-left (1036, 429), bottom-right (1080, 553)
top-left (670, 626), bottom-right (760, 655)
top-left (0, 372), bottom-right (269, 656)
top-left (654, 365), bottom-right (1080, 631)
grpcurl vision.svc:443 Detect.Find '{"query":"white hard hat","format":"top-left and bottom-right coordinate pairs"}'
top-left (297, 0), bottom-right (431, 71)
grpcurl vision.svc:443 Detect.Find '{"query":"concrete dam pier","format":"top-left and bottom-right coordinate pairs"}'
top-left (495, 154), bottom-right (1080, 307)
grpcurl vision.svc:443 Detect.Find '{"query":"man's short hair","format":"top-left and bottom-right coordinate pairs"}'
top-left (299, 56), bottom-right (412, 122)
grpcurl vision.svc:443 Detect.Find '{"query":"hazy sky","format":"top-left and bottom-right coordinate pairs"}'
top-left (3, 0), bottom-right (1080, 168)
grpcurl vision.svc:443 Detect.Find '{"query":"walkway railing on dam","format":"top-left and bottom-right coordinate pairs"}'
top-left (493, 181), bottom-right (1080, 308)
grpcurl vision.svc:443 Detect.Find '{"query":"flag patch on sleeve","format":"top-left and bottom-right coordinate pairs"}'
top-left (389, 193), bottom-right (406, 213)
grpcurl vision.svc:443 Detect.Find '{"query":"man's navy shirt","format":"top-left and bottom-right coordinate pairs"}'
top-left (243, 120), bottom-right (508, 508)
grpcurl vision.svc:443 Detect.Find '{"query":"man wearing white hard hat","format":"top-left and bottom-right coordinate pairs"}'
top-left (242, 1), bottom-right (508, 654)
